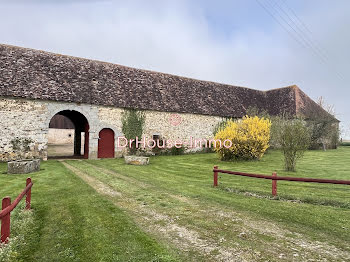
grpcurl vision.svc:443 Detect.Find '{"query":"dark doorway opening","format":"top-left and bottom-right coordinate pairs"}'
top-left (98, 128), bottom-right (115, 158)
top-left (48, 110), bottom-right (89, 159)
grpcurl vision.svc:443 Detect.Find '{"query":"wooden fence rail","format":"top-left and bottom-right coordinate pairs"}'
top-left (213, 166), bottom-right (350, 196)
top-left (0, 178), bottom-right (33, 244)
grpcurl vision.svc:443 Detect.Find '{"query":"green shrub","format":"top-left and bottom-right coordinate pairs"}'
top-left (170, 146), bottom-right (186, 155)
top-left (213, 118), bottom-right (234, 136)
top-left (151, 139), bottom-right (165, 155)
top-left (201, 141), bottom-right (214, 153)
top-left (121, 109), bottom-right (145, 155)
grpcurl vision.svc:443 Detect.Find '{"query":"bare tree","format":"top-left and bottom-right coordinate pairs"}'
top-left (308, 97), bottom-right (339, 151)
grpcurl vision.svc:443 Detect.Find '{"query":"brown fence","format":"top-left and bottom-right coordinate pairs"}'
top-left (213, 166), bottom-right (350, 196)
top-left (0, 178), bottom-right (33, 244)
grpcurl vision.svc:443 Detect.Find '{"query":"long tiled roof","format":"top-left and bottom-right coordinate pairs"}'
top-left (0, 44), bottom-right (337, 121)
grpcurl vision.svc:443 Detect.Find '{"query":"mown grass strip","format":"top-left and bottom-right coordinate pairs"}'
top-left (86, 149), bottom-right (350, 251)
top-left (0, 161), bottom-right (179, 262)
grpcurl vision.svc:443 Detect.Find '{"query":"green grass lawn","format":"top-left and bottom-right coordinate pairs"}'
top-left (0, 147), bottom-right (349, 261)
top-left (0, 161), bottom-right (178, 262)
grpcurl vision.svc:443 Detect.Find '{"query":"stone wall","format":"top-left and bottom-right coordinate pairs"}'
top-left (0, 98), bottom-right (48, 161)
top-left (98, 107), bottom-right (223, 152)
top-left (0, 97), bottom-right (107, 161)
top-left (144, 111), bottom-right (222, 142)
top-left (48, 128), bottom-right (75, 144)
top-left (48, 129), bottom-right (85, 146)
top-left (0, 97), bottom-right (223, 161)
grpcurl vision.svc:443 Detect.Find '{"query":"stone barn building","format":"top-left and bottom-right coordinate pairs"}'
top-left (0, 44), bottom-right (336, 161)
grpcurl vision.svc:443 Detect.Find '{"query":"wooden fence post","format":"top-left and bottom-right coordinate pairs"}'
top-left (213, 166), bottom-right (218, 187)
top-left (1, 197), bottom-right (11, 244)
top-left (272, 172), bottom-right (277, 196)
top-left (26, 178), bottom-right (32, 210)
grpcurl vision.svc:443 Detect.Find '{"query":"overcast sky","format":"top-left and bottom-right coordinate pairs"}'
top-left (1, 0), bottom-right (349, 138)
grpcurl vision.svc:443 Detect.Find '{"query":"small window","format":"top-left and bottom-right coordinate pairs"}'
top-left (68, 134), bottom-right (72, 137)
top-left (153, 134), bottom-right (160, 141)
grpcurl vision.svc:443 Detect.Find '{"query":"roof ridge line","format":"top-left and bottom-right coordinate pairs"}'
top-left (1, 43), bottom-right (259, 91)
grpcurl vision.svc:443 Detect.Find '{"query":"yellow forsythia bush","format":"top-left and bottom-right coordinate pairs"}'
top-left (214, 116), bottom-right (271, 161)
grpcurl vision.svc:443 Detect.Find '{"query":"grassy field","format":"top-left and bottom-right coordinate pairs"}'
top-left (0, 147), bottom-right (349, 261)
top-left (0, 161), bottom-right (178, 261)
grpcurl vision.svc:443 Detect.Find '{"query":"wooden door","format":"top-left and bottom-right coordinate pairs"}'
top-left (84, 123), bottom-right (90, 159)
top-left (98, 128), bottom-right (115, 158)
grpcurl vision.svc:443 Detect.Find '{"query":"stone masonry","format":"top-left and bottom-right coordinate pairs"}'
top-left (0, 97), bottom-right (223, 161)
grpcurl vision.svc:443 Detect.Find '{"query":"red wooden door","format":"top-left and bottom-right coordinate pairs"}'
top-left (98, 128), bottom-right (115, 158)
top-left (84, 123), bottom-right (89, 159)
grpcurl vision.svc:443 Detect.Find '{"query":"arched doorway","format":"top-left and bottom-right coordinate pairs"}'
top-left (48, 110), bottom-right (89, 159)
top-left (98, 128), bottom-right (115, 158)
